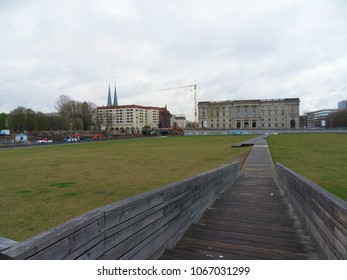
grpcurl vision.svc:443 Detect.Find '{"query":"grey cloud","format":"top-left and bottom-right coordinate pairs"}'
top-left (0, 0), bottom-right (346, 119)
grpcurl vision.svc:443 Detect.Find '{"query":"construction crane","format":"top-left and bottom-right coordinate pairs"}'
top-left (160, 83), bottom-right (198, 127)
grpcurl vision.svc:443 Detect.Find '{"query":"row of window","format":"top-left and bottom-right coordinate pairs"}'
top-left (97, 116), bottom-right (158, 120)
top-left (113, 121), bottom-right (159, 124)
top-left (104, 108), bottom-right (158, 113)
top-left (112, 117), bottom-right (158, 120)
top-left (202, 110), bottom-right (290, 118)
top-left (97, 118), bottom-right (158, 124)
top-left (202, 104), bottom-right (292, 111)
top-left (210, 123), bottom-right (287, 128)
top-left (208, 117), bottom-right (286, 123)
top-left (201, 105), bottom-right (298, 117)
top-left (103, 120), bottom-right (159, 125)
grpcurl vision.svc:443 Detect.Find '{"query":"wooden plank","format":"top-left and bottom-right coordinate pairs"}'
top-left (101, 206), bottom-right (187, 259)
top-left (311, 211), bottom-right (344, 259)
top-left (120, 213), bottom-right (193, 260)
top-left (312, 199), bottom-right (347, 249)
top-left (276, 163), bottom-right (347, 259)
top-left (182, 226), bottom-right (306, 251)
top-left (101, 166), bottom-right (235, 259)
top-left (104, 190), bottom-right (188, 239)
top-left (107, 182), bottom-right (203, 236)
top-left (277, 164), bottom-right (347, 227)
top-left (0, 237), bottom-right (18, 251)
top-left (160, 142), bottom-right (319, 260)
top-left (64, 234), bottom-right (105, 260)
top-left (2, 209), bottom-right (104, 259)
top-left (130, 217), bottom-right (194, 260)
top-left (172, 237), bottom-right (312, 260)
top-left (103, 162), bottom-right (238, 231)
top-left (28, 217), bottom-right (104, 260)
top-left (101, 176), bottom-right (231, 260)
top-left (103, 189), bottom-right (206, 258)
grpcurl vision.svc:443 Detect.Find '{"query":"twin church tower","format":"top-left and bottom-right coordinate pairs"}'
top-left (107, 84), bottom-right (118, 107)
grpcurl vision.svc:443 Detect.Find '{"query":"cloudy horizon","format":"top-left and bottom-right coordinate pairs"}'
top-left (1, 0), bottom-right (346, 120)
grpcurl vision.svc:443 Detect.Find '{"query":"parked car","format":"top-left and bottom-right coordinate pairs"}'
top-left (37, 138), bottom-right (53, 144)
top-left (64, 137), bottom-right (78, 142)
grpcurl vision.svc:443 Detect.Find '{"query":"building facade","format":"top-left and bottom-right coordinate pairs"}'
top-left (96, 85), bottom-right (171, 131)
top-left (96, 105), bottom-right (171, 131)
top-left (198, 98), bottom-right (300, 129)
top-left (338, 100), bottom-right (347, 110)
top-left (306, 109), bottom-right (338, 129)
top-left (159, 106), bottom-right (171, 128)
top-left (173, 114), bottom-right (187, 128)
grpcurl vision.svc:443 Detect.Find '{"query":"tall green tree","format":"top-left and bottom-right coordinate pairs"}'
top-left (46, 114), bottom-right (62, 130)
top-left (7, 107), bottom-right (27, 132)
top-left (7, 107), bottom-right (53, 131)
top-left (0, 113), bottom-right (7, 129)
top-left (24, 108), bottom-right (37, 131)
top-left (36, 112), bottom-right (49, 130)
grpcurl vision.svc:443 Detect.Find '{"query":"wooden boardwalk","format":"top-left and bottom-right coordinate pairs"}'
top-left (160, 140), bottom-right (318, 260)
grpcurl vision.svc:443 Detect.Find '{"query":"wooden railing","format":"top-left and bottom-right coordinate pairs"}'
top-left (0, 162), bottom-right (240, 260)
top-left (276, 163), bottom-right (347, 259)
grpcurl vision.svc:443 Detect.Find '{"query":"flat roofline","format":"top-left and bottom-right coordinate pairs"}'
top-left (198, 98), bottom-right (300, 104)
top-left (96, 104), bottom-right (167, 110)
top-left (307, 109), bottom-right (338, 114)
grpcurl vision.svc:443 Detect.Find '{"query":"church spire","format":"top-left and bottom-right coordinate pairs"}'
top-left (113, 83), bottom-right (118, 106)
top-left (107, 85), bottom-right (112, 106)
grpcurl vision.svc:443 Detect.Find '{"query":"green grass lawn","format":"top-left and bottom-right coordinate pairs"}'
top-left (268, 133), bottom-right (347, 201)
top-left (0, 135), bottom-right (252, 241)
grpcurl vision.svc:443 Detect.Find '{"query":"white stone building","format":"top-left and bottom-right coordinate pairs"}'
top-left (198, 98), bottom-right (300, 129)
top-left (173, 114), bottom-right (187, 128)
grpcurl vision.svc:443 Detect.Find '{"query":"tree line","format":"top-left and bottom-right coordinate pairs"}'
top-left (328, 109), bottom-right (347, 128)
top-left (0, 95), bottom-right (97, 132)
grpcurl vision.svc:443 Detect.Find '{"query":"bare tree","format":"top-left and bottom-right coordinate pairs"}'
top-left (55, 95), bottom-right (74, 130)
top-left (328, 110), bottom-right (347, 128)
top-left (55, 95), bottom-right (97, 130)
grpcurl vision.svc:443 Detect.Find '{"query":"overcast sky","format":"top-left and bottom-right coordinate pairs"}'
top-left (1, 0), bottom-right (346, 120)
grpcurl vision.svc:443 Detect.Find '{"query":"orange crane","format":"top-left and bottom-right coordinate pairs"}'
top-left (160, 83), bottom-right (198, 127)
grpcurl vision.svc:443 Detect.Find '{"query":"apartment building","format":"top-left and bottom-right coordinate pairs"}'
top-left (96, 105), bottom-right (170, 131)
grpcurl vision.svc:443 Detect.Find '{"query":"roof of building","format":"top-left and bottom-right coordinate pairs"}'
top-left (307, 109), bottom-right (338, 115)
top-left (96, 104), bottom-right (168, 111)
top-left (198, 98), bottom-right (300, 105)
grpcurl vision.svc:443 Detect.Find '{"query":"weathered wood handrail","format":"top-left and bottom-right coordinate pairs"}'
top-left (276, 163), bottom-right (347, 259)
top-left (0, 162), bottom-right (240, 260)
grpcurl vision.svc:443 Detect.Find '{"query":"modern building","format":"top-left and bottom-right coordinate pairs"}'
top-left (338, 100), bottom-right (347, 110)
top-left (96, 86), bottom-right (171, 131)
top-left (305, 100), bottom-right (347, 129)
top-left (306, 109), bottom-right (339, 129)
top-left (198, 98), bottom-right (300, 129)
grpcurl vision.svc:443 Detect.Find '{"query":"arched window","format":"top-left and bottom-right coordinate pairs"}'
top-left (290, 120), bottom-right (295, 128)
